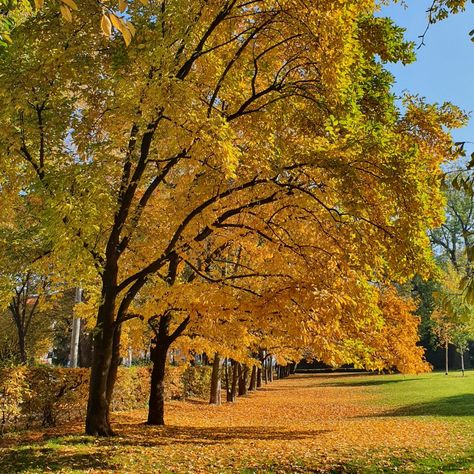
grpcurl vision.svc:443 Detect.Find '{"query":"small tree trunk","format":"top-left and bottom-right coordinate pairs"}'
top-left (248, 366), bottom-right (257, 391)
top-left (268, 358), bottom-right (274, 382)
top-left (209, 353), bottom-right (222, 405)
top-left (147, 341), bottom-right (170, 425)
top-left (263, 358), bottom-right (268, 384)
top-left (18, 330), bottom-right (27, 365)
top-left (224, 358), bottom-right (230, 401)
top-left (460, 349), bottom-right (465, 376)
top-left (229, 360), bottom-right (238, 402)
top-left (256, 367), bottom-right (262, 388)
top-left (238, 363), bottom-right (248, 396)
top-left (445, 339), bottom-right (449, 375)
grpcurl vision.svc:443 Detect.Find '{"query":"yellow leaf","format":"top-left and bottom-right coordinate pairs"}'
top-left (61, 0), bottom-right (78, 11)
top-left (109, 13), bottom-right (123, 32)
top-left (33, 0), bottom-right (43, 10)
top-left (126, 21), bottom-right (136, 37)
top-left (60, 4), bottom-right (73, 22)
top-left (138, 0), bottom-right (148, 5)
top-left (118, 0), bottom-right (127, 13)
top-left (100, 14), bottom-right (112, 37)
top-left (122, 26), bottom-right (132, 46)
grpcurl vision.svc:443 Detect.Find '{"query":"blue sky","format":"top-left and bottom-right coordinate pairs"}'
top-left (380, 1), bottom-right (474, 150)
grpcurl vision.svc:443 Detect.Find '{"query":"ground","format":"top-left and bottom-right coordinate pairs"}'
top-left (1, 372), bottom-right (474, 473)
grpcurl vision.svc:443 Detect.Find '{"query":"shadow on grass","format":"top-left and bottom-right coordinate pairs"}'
top-left (0, 446), bottom-right (114, 473)
top-left (381, 394), bottom-right (474, 417)
top-left (322, 378), bottom-right (419, 388)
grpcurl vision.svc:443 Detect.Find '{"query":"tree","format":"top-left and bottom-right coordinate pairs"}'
top-left (433, 266), bottom-right (474, 374)
top-left (1, 0), bottom-right (464, 436)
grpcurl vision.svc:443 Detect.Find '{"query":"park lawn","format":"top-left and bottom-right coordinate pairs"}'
top-left (1, 372), bottom-right (474, 473)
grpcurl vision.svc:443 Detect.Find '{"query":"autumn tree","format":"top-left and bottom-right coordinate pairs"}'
top-left (434, 266), bottom-right (474, 374)
top-left (0, 0), bottom-right (465, 436)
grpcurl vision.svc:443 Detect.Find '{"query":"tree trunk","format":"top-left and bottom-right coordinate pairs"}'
top-left (256, 367), bottom-right (262, 388)
top-left (106, 325), bottom-right (122, 410)
top-left (85, 304), bottom-right (115, 436)
top-left (146, 312), bottom-right (190, 424)
top-left (18, 330), bottom-right (27, 365)
top-left (445, 339), bottom-right (449, 375)
top-left (238, 364), bottom-right (248, 396)
top-left (248, 366), bottom-right (257, 391)
top-left (225, 358), bottom-right (232, 402)
top-left (229, 360), bottom-right (238, 402)
top-left (79, 320), bottom-right (93, 368)
top-left (268, 358), bottom-right (274, 382)
top-left (209, 353), bottom-right (222, 405)
top-left (85, 263), bottom-right (119, 437)
top-left (461, 349), bottom-right (465, 376)
top-left (147, 341), bottom-right (170, 425)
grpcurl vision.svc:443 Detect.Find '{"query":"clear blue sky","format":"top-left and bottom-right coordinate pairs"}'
top-left (380, 1), bottom-right (474, 151)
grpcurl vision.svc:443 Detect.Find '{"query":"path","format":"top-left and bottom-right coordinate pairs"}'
top-left (126, 373), bottom-right (452, 472)
top-left (0, 374), bottom-right (463, 473)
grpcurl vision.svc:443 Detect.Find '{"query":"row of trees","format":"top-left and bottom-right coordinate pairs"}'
top-left (0, 0), bottom-right (467, 435)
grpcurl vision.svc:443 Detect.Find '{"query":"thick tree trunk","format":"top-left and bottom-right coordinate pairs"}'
top-left (256, 367), bottom-right (262, 388)
top-left (85, 308), bottom-right (115, 436)
top-left (85, 270), bottom-right (117, 436)
top-left (147, 341), bottom-right (169, 425)
top-left (248, 365), bottom-right (257, 391)
top-left (146, 312), bottom-right (190, 424)
top-left (209, 353), bottom-right (222, 405)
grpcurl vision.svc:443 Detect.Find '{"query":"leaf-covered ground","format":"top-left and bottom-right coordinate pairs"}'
top-left (1, 372), bottom-right (474, 473)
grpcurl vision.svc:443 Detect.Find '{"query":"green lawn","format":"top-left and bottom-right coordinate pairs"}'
top-left (323, 370), bottom-right (474, 473)
top-left (326, 369), bottom-right (474, 419)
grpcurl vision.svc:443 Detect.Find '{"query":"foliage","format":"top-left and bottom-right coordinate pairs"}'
top-left (0, 0), bottom-right (466, 433)
top-left (0, 366), bottom-right (28, 434)
top-left (433, 265), bottom-right (474, 354)
top-left (0, 365), bottom-right (211, 432)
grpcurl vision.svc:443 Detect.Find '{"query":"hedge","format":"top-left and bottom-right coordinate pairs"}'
top-left (0, 365), bottom-right (211, 433)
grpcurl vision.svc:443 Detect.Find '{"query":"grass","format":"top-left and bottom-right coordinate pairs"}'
top-left (1, 372), bottom-right (474, 473)
top-left (325, 370), bottom-right (474, 419)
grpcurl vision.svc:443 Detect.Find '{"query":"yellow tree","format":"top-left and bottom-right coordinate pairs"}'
top-left (0, 0), bottom-right (464, 435)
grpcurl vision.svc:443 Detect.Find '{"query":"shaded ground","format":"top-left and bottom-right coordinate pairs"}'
top-left (1, 372), bottom-right (474, 473)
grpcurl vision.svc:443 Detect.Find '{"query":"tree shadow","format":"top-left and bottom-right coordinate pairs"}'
top-left (321, 377), bottom-right (419, 388)
top-left (86, 424), bottom-right (330, 448)
top-left (0, 446), bottom-right (114, 473)
top-left (380, 394), bottom-right (474, 417)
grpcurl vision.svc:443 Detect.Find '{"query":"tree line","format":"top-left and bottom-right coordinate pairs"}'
top-left (0, 0), bottom-right (468, 436)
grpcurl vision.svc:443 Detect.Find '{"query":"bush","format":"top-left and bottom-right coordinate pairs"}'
top-left (0, 364), bottom-right (211, 433)
top-left (182, 365), bottom-right (212, 399)
top-left (0, 367), bottom-right (29, 434)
